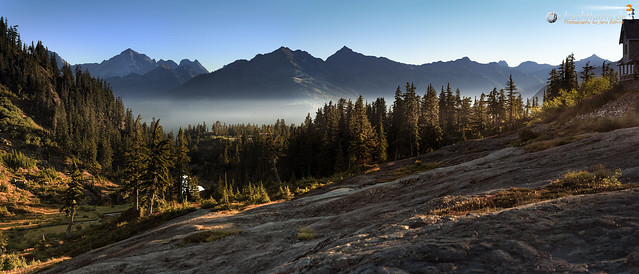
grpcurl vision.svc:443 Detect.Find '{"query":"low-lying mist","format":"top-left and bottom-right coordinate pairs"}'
top-left (123, 98), bottom-right (325, 131)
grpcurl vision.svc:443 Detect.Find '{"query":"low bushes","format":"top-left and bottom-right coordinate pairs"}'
top-left (297, 227), bottom-right (316, 241)
top-left (431, 166), bottom-right (632, 215)
top-left (1, 253), bottom-right (27, 271)
top-left (1, 150), bottom-right (36, 170)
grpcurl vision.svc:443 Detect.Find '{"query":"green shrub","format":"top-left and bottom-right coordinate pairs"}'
top-left (0, 205), bottom-right (12, 217)
top-left (157, 201), bottom-right (196, 213)
top-left (557, 165), bottom-right (621, 189)
top-left (291, 173), bottom-right (346, 196)
top-left (297, 227), bottom-right (316, 241)
top-left (277, 185), bottom-right (293, 201)
top-left (200, 198), bottom-right (217, 209)
top-left (1, 150), bottom-right (36, 170)
top-left (242, 182), bottom-right (270, 205)
top-left (41, 168), bottom-right (59, 182)
top-left (431, 166), bottom-right (630, 215)
top-left (1, 253), bottom-right (27, 270)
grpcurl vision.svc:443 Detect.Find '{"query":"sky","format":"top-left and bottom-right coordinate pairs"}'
top-left (0, 0), bottom-right (632, 72)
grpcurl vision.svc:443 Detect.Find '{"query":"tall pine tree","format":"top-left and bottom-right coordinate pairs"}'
top-left (142, 120), bottom-right (172, 215)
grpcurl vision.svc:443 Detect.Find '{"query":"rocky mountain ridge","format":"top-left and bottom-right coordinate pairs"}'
top-left (171, 46), bottom-right (614, 101)
top-left (59, 47), bottom-right (613, 101)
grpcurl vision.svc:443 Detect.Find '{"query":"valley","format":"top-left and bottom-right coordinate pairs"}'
top-left (0, 1), bottom-right (636, 272)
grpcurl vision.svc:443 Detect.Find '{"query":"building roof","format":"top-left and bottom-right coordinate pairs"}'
top-left (620, 19), bottom-right (639, 44)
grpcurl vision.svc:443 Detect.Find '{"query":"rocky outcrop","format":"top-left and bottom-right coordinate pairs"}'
top-left (48, 127), bottom-right (639, 273)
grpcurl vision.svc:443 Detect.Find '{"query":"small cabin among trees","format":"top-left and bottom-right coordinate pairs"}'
top-left (619, 19), bottom-right (639, 81)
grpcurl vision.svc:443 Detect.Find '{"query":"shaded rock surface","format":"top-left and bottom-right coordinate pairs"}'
top-left (47, 127), bottom-right (639, 273)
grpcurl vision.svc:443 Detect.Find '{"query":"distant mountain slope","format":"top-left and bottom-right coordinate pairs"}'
top-left (69, 49), bottom-right (209, 98)
top-left (174, 47), bottom-right (356, 100)
top-left (68, 47), bottom-right (612, 102)
top-left (106, 63), bottom-right (208, 99)
top-left (73, 48), bottom-right (158, 78)
top-left (179, 59), bottom-right (208, 75)
top-left (323, 47), bottom-right (549, 98)
top-left (48, 51), bottom-right (68, 69)
top-left (170, 46), bottom-right (612, 101)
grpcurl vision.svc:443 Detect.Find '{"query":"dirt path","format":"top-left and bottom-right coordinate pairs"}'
top-left (47, 127), bottom-right (639, 273)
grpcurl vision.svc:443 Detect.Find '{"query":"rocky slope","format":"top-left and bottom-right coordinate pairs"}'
top-left (46, 122), bottom-right (639, 273)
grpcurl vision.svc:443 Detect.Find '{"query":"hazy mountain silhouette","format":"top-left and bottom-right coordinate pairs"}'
top-left (179, 59), bottom-right (208, 75)
top-left (105, 64), bottom-right (206, 98)
top-left (73, 48), bottom-right (157, 78)
top-left (157, 59), bottom-right (179, 69)
top-left (169, 46), bottom-right (610, 101)
top-left (66, 47), bottom-right (612, 102)
top-left (70, 49), bottom-right (209, 98)
top-left (173, 47), bottom-right (355, 100)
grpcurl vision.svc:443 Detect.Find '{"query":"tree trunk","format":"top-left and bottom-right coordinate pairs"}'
top-left (134, 187), bottom-right (139, 211)
top-left (271, 157), bottom-right (282, 185)
top-left (66, 207), bottom-right (75, 238)
top-left (147, 186), bottom-right (155, 216)
top-left (178, 175), bottom-right (184, 203)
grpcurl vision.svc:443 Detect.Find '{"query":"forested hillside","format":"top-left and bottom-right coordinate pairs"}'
top-left (0, 18), bottom-right (198, 271)
top-left (0, 17), bottom-right (125, 172)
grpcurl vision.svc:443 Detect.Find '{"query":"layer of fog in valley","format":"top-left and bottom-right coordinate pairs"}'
top-left (125, 98), bottom-right (325, 131)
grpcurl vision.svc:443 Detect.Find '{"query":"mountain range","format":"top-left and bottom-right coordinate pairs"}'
top-left (59, 47), bottom-right (614, 102)
top-left (67, 49), bottom-right (209, 99)
top-left (172, 46), bottom-right (558, 101)
top-left (170, 47), bottom-right (614, 101)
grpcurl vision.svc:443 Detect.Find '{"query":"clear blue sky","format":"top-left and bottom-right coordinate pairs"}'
top-left (0, 0), bottom-right (631, 71)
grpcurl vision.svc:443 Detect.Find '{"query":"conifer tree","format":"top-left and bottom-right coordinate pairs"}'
top-left (505, 75), bottom-right (518, 126)
top-left (265, 132), bottom-right (284, 185)
top-left (472, 94), bottom-right (487, 137)
top-left (373, 123), bottom-right (388, 163)
top-left (498, 89), bottom-right (507, 130)
top-left (580, 61), bottom-right (595, 83)
top-left (402, 83), bottom-right (421, 156)
top-left (390, 86), bottom-right (403, 160)
top-left (142, 120), bottom-right (172, 215)
top-left (559, 54), bottom-right (578, 92)
top-left (486, 88), bottom-right (499, 131)
top-left (348, 95), bottom-right (377, 168)
top-left (459, 96), bottom-right (472, 139)
top-left (439, 83), bottom-right (456, 136)
top-left (61, 164), bottom-right (85, 238)
top-left (546, 68), bottom-right (561, 101)
top-left (419, 84), bottom-right (443, 151)
top-left (122, 116), bottom-right (147, 211)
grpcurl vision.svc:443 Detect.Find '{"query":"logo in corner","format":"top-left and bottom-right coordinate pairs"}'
top-left (546, 11), bottom-right (558, 23)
